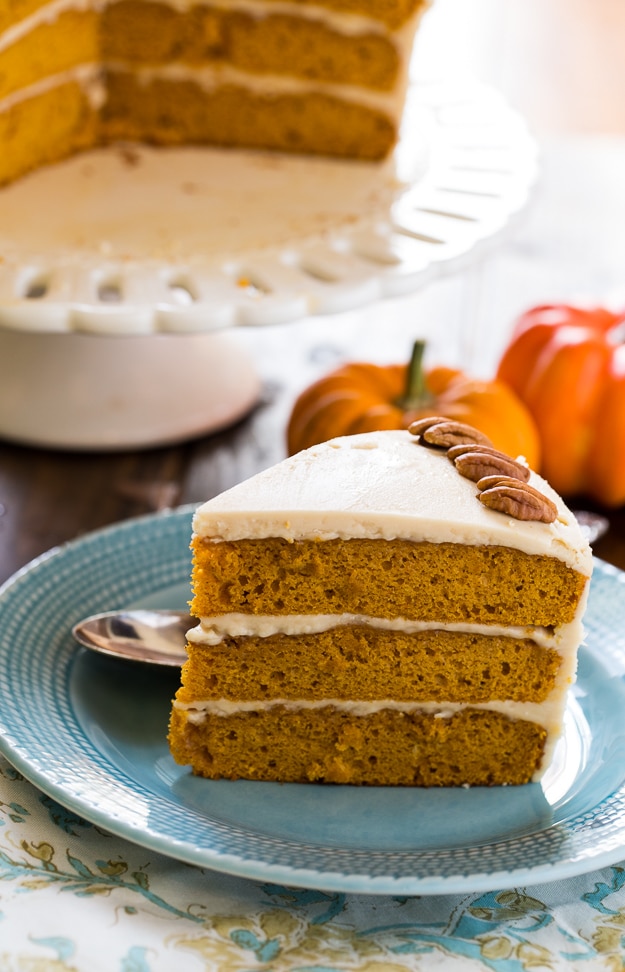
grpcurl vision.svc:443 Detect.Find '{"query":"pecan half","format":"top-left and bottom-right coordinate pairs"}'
top-left (408, 416), bottom-right (453, 437)
top-left (454, 451), bottom-right (531, 484)
top-left (478, 483), bottom-right (557, 523)
top-left (447, 443), bottom-right (519, 462)
top-left (476, 474), bottom-right (533, 491)
top-left (415, 420), bottom-right (493, 449)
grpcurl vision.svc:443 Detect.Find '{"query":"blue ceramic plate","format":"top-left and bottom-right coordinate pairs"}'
top-left (0, 506), bottom-right (625, 895)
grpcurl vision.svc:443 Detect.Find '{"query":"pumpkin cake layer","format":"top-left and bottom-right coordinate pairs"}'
top-left (168, 706), bottom-right (548, 787)
top-left (191, 537), bottom-right (587, 627)
top-left (0, 0), bottom-right (430, 186)
top-left (175, 628), bottom-right (562, 704)
top-left (169, 430), bottom-right (592, 787)
top-left (100, 73), bottom-right (396, 159)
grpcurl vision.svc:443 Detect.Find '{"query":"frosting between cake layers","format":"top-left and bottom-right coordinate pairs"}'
top-left (126, 62), bottom-right (407, 112)
top-left (192, 431), bottom-right (593, 574)
top-left (189, 613), bottom-right (584, 651)
top-left (0, 0), bottom-right (97, 52)
top-left (0, 60), bottom-right (406, 116)
top-left (176, 696), bottom-right (570, 731)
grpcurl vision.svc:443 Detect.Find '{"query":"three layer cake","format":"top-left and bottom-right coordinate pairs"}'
top-left (168, 424), bottom-right (592, 786)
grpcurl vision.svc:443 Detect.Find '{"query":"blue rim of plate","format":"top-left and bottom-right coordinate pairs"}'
top-left (0, 505), bottom-right (625, 896)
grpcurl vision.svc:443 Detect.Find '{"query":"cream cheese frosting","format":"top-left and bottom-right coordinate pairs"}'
top-left (192, 430), bottom-right (593, 575)
top-left (189, 613), bottom-right (585, 651)
top-left (176, 695), bottom-right (571, 735)
top-left (0, 60), bottom-right (405, 114)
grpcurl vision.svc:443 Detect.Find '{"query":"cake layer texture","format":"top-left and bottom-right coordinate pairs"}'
top-left (169, 705), bottom-right (548, 786)
top-left (178, 627), bottom-right (562, 704)
top-left (191, 536), bottom-right (587, 627)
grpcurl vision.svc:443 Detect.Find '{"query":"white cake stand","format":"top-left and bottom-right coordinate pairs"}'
top-left (0, 76), bottom-right (538, 449)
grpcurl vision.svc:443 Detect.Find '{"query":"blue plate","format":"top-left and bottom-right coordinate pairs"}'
top-left (0, 506), bottom-right (625, 895)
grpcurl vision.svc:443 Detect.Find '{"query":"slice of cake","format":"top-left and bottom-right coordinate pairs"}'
top-left (0, 0), bottom-right (431, 187)
top-left (168, 422), bottom-right (592, 787)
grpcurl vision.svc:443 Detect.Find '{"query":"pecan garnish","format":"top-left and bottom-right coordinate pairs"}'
top-left (409, 416), bottom-right (557, 524)
top-left (476, 474), bottom-right (533, 491)
top-left (408, 416), bottom-right (453, 437)
top-left (478, 482), bottom-right (557, 523)
top-left (410, 418), bottom-right (493, 449)
top-left (454, 451), bottom-right (531, 484)
top-left (447, 443), bottom-right (521, 462)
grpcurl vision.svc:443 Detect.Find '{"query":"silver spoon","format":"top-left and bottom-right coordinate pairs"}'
top-left (72, 609), bottom-right (189, 666)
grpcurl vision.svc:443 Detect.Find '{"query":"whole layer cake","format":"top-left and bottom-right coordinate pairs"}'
top-left (168, 423), bottom-right (592, 787)
top-left (0, 0), bottom-right (430, 186)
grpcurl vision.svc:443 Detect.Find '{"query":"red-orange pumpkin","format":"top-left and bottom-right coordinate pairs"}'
top-left (496, 303), bottom-right (625, 505)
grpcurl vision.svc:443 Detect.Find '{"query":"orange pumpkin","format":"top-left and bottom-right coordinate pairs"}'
top-left (287, 342), bottom-right (541, 468)
top-left (496, 303), bottom-right (625, 505)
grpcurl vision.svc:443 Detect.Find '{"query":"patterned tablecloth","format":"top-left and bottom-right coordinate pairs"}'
top-left (0, 752), bottom-right (622, 971)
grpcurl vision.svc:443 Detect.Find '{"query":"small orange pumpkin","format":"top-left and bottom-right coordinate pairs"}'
top-left (287, 342), bottom-right (541, 468)
top-left (496, 302), bottom-right (625, 505)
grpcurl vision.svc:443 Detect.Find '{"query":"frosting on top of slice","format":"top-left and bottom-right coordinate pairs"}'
top-left (193, 430), bottom-right (593, 574)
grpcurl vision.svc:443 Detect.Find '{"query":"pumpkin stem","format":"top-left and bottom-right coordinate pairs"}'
top-left (397, 340), bottom-right (433, 410)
